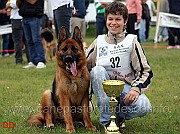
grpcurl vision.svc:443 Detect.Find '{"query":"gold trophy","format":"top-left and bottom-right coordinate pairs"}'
top-left (102, 80), bottom-right (125, 134)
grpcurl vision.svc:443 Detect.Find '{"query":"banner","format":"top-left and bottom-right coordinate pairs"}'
top-left (154, 12), bottom-right (180, 43)
top-left (158, 12), bottom-right (180, 28)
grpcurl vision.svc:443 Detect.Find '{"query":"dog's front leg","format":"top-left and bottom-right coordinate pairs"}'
top-left (81, 92), bottom-right (96, 131)
top-left (60, 94), bottom-right (75, 133)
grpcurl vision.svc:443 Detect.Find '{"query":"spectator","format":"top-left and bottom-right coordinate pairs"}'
top-left (17, 0), bottom-right (46, 68)
top-left (71, 0), bottom-right (89, 43)
top-left (146, 0), bottom-right (156, 18)
top-left (0, 0), bottom-right (10, 57)
top-left (146, 0), bottom-right (156, 40)
top-left (86, 1), bottom-right (153, 132)
top-left (6, 0), bottom-right (11, 16)
top-left (40, 0), bottom-right (53, 29)
top-left (94, 0), bottom-right (113, 37)
top-left (46, 0), bottom-right (73, 38)
top-left (126, 0), bottom-right (142, 42)
top-left (139, 0), bottom-right (150, 42)
top-left (167, 0), bottom-right (180, 49)
top-left (6, 0), bottom-right (29, 64)
top-left (155, 0), bottom-right (169, 43)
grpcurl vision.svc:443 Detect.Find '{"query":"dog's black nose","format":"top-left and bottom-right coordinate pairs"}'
top-left (65, 55), bottom-right (73, 62)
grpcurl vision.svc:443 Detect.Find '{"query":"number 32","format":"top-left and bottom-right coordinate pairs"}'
top-left (110, 56), bottom-right (121, 68)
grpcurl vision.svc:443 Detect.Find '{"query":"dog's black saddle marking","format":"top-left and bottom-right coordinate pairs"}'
top-left (51, 77), bottom-right (60, 106)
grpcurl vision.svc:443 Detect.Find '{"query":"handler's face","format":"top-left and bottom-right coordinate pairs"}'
top-left (106, 13), bottom-right (127, 35)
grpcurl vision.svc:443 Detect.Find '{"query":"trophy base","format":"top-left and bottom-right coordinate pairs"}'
top-left (105, 129), bottom-right (121, 134)
top-left (104, 122), bottom-right (121, 134)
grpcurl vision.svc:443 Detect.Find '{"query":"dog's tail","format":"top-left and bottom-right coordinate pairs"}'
top-left (27, 113), bottom-right (45, 126)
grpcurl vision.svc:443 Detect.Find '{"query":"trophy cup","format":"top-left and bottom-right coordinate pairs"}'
top-left (102, 80), bottom-right (125, 134)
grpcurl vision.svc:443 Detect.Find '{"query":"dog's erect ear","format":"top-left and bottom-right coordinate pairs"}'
top-left (58, 26), bottom-right (68, 47)
top-left (72, 26), bottom-right (83, 50)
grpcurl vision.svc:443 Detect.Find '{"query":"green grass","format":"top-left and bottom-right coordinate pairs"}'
top-left (0, 26), bottom-right (180, 133)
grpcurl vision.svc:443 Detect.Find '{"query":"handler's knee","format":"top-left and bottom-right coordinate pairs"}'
top-left (117, 94), bottom-right (152, 120)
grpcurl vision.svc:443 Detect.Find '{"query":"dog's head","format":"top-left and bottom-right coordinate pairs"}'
top-left (56, 26), bottom-right (86, 77)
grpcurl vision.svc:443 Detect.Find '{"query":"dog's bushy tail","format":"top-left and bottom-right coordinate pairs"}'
top-left (27, 113), bottom-right (45, 126)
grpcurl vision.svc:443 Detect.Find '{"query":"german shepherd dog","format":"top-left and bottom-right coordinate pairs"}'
top-left (41, 20), bottom-right (55, 62)
top-left (27, 26), bottom-right (96, 133)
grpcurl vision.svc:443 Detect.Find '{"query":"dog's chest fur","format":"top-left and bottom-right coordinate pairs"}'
top-left (54, 68), bottom-right (89, 106)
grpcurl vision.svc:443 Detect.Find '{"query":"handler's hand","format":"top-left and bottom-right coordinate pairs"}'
top-left (124, 90), bottom-right (139, 105)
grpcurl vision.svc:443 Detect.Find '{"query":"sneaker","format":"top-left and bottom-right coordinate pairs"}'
top-left (167, 46), bottom-right (176, 49)
top-left (36, 62), bottom-right (46, 69)
top-left (3, 53), bottom-right (10, 57)
top-left (23, 62), bottom-right (36, 69)
top-left (176, 45), bottom-right (180, 49)
top-left (158, 35), bottom-right (162, 42)
top-left (163, 36), bottom-right (168, 42)
top-left (9, 53), bottom-right (15, 57)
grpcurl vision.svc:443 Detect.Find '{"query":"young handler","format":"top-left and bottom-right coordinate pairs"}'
top-left (86, 1), bottom-right (153, 131)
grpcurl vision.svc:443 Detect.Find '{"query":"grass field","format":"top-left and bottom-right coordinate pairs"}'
top-left (0, 26), bottom-right (180, 134)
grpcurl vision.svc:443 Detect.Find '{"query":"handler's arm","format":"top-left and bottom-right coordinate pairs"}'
top-left (124, 39), bottom-right (153, 105)
top-left (130, 39), bottom-right (153, 94)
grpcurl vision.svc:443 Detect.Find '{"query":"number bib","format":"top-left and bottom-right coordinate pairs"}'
top-left (96, 34), bottom-right (137, 79)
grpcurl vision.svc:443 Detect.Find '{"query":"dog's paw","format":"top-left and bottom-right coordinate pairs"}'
top-left (66, 128), bottom-right (75, 133)
top-left (86, 125), bottom-right (97, 131)
top-left (46, 123), bottom-right (54, 128)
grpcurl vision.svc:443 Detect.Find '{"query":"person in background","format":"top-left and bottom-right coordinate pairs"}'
top-left (71, 0), bottom-right (89, 46)
top-left (46, 0), bottom-right (73, 39)
top-left (146, 0), bottom-right (156, 40)
top-left (167, 0), bottom-right (180, 49)
top-left (154, 0), bottom-right (169, 43)
top-left (139, 0), bottom-right (150, 42)
top-left (0, 0), bottom-right (10, 57)
top-left (146, 0), bottom-right (156, 19)
top-left (40, 0), bottom-right (53, 29)
top-left (86, 1), bottom-right (153, 132)
top-left (159, 0), bottom-right (169, 42)
top-left (17, 0), bottom-right (46, 68)
top-left (6, 0), bottom-right (29, 64)
top-left (126, 0), bottom-right (142, 42)
top-left (94, 0), bottom-right (113, 37)
top-left (6, 0), bottom-right (11, 16)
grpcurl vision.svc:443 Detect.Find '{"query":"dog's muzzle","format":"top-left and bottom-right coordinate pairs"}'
top-left (64, 55), bottom-right (77, 77)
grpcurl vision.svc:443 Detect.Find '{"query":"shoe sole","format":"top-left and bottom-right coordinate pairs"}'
top-left (36, 66), bottom-right (46, 69)
top-left (23, 66), bottom-right (36, 69)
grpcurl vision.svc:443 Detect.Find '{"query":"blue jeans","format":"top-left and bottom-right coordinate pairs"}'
top-left (2, 21), bottom-right (10, 55)
top-left (22, 17), bottom-right (45, 65)
top-left (53, 4), bottom-right (72, 38)
top-left (162, 28), bottom-right (168, 38)
top-left (139, 19), bottom-right (146, 42)
top-left (90, 66), bottom-right (152, 126)
top-left (157, 27), bottom-right (168, 38)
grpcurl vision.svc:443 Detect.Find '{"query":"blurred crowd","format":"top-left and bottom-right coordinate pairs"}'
top-left (0, 0), bottom-right (180, 66)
